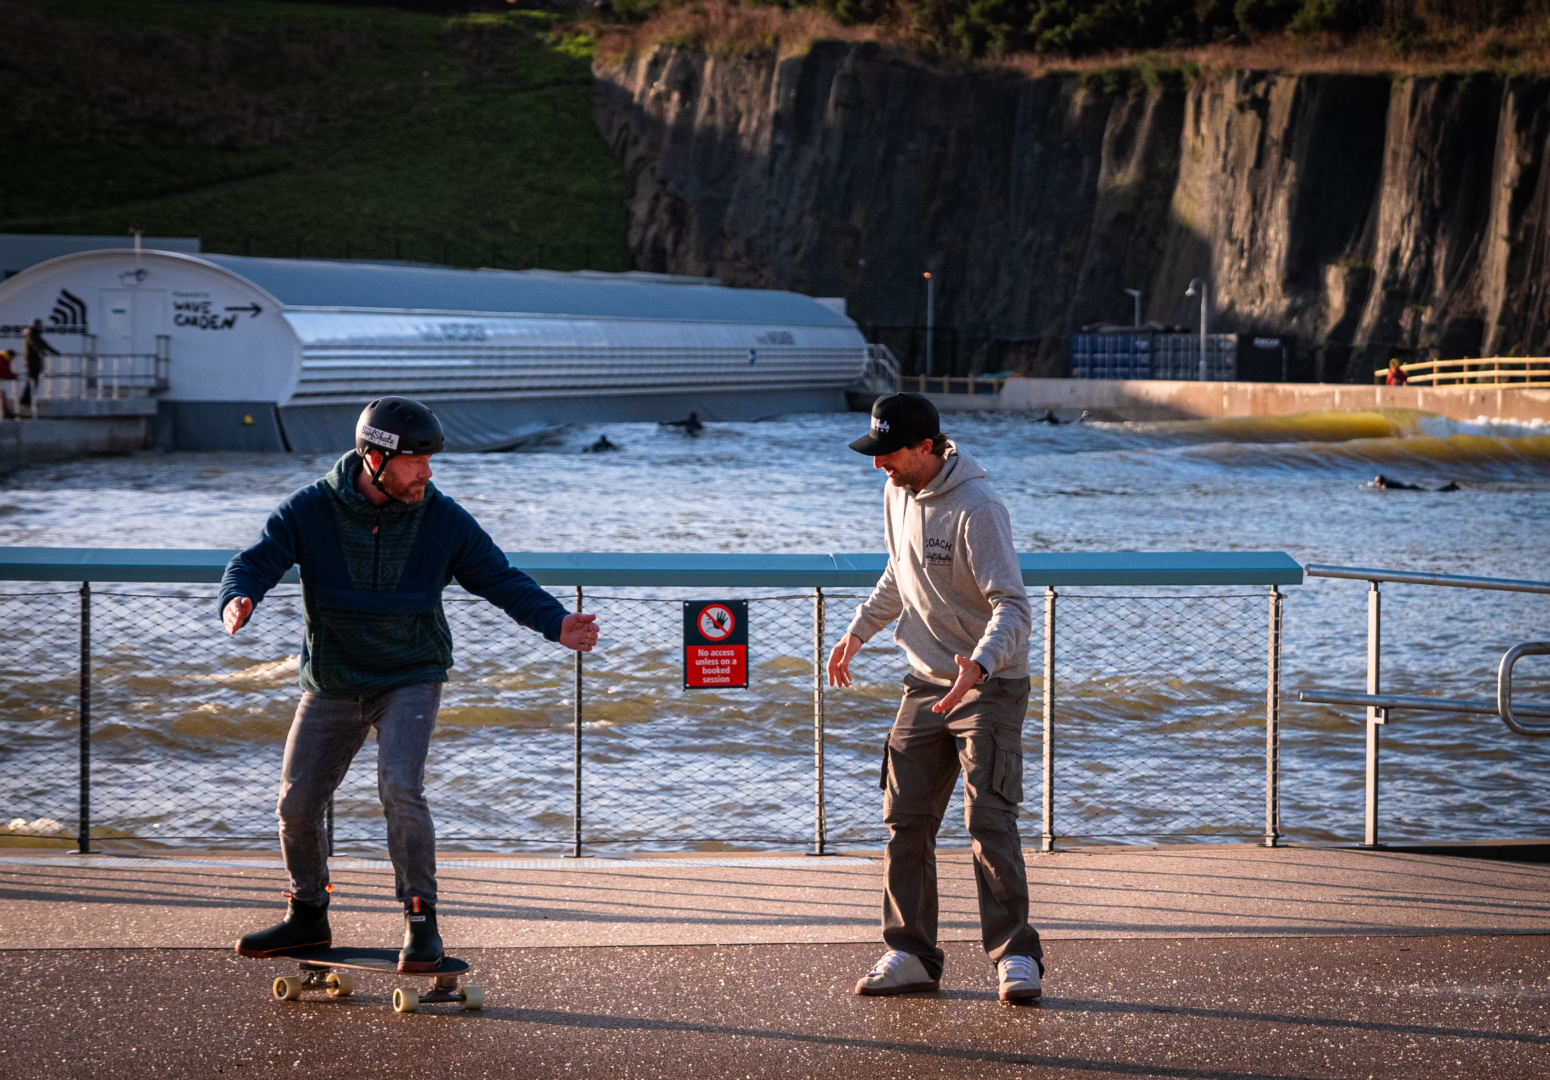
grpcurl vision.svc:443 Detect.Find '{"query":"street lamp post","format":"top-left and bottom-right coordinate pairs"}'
top-left (1123, 288), bottom-right (1142, 328)
top-left (924, 272), bottom-right (935, 377)
top-left (1185, 278), bottom-right (1209, 381)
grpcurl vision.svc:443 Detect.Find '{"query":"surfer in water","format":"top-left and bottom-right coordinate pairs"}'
top-left (1367, 474), bottom-right (1460, 492)
top-left (1034, 409), bottom-right (1063, 425)
top-left (660, 412), bottom-right (704, 435)
top-left (584, 435), bottom-right (621, 453)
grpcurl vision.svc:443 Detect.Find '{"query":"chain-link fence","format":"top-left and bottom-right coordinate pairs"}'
top-left (0, 588), bottom-right (82, 845)
top-left (1043, 591), bottom-right (1277, 844)
top-left (0, 581), bottom-right (1281, 852)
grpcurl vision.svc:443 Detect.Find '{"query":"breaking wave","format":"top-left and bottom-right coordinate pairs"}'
top-left (1112, 409), bottom-right (1550, 478)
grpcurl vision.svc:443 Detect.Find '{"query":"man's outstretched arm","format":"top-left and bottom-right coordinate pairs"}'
top-left (446, 509), bottom-right (596, 651)
top-left (219, 505), bottom-right (301, 635)
top-left (831, 556), bottom-right (904, 687)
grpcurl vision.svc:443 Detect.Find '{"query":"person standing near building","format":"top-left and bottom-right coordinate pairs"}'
top-left (1385, 359), bottom-right (1409, 386)
top-left (221, 396), bottom-right (599, 972)
top-left (22, 319), bottom-right (57, 414)
top-left (827, 393), bottom-right (1043, 1002)
top-left (0, 350), bottom-right (18, 419)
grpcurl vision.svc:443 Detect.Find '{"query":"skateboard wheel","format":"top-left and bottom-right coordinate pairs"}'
top-left (459, 985), bottom-right (483, 1011)
top-left (273, 976), bottom-right (304, 1002)
top-left (393, 988), bottom-right (418, 1014)
top-left (325, 972), bottom-right (354, 998)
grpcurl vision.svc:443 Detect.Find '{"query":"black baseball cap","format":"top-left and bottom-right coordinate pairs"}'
top-left (849, 393), bottom-right (941, 456)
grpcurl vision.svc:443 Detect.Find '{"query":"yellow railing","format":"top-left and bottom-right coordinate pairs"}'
top-left (902, 373), bottom-right (1009, 395)
top-left (1374, 357), bottom-right (1550, 388)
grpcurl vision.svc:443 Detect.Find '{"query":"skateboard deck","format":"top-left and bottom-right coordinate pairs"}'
top-left (252, 947), bottom-right (481, 1013)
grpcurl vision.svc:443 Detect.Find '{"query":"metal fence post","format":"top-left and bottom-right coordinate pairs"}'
top-left (811, 587), bottom-right (827, 856)
top-left (76, 582), bottom-right (92, 855)
top-left (570, 586), bottom-right (585, 858)
top-left (1040, 586), bottom-right (1056, 853)
top-left (1264, 585), bottom-right (1282, 848)
top-left (1364, 580), bottom-right (1384, 847)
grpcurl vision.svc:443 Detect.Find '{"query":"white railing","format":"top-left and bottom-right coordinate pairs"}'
top-left (39, 335), bottom-right (170, 401)
top-left (859, 343), bottom-right (901, 394)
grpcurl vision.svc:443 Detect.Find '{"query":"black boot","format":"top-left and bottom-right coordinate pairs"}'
top-left (234, 897), bottom-right (331, 958)
top-left (398, 897), bottom-right (443, 973)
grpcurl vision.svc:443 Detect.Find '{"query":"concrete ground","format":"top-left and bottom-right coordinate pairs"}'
top-left (3, 845), bottom-right (1549, 1078)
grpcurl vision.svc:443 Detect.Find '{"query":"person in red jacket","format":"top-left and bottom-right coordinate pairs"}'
top-left (1385, 359), bottom-right (1409, 386)
top-left (0, 350), bottom-right (17, 419)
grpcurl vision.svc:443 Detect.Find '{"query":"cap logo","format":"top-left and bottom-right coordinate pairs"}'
top-left (871, 419), bottom-right (890, 433)
top-left (360, 424), bottom-right (399, 450)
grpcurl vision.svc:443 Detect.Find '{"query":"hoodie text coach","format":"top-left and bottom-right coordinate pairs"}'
top-left (827, 393), bottom-right (1044, 1003)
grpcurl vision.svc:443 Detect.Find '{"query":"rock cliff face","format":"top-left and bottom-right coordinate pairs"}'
top-left (594, 45), bottom-right (1550, 380)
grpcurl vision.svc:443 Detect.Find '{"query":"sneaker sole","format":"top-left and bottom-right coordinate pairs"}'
top-left (999, 986), bottom-right (1041, 1002)
top-left (855, 980), bottom-right (940, 997)
top-left (233, 939), bottom-right (331, 959)
top-left (397, 956), bottom-right (444, 973)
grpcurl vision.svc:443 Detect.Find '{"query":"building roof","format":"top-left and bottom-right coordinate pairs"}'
top-left (199, 255), bottom-right (852, 327)
top-left (2, 234), bottom-right (200, 279)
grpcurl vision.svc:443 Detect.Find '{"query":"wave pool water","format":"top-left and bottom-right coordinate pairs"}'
top-left (1, 407), bottom-right (1547, 849)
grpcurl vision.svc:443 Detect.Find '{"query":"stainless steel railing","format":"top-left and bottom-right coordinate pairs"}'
top-left (1298, 563), bottom-right (1550, 847)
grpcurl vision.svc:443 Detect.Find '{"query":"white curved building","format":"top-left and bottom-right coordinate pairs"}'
top-left (0, 250), bottom-right (866, 452)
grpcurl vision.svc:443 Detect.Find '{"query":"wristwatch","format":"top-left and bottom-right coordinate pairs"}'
top-left (974, 661), bottom-right (988, 684)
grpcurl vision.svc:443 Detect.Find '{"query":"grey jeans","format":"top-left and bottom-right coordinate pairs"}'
top-left (277, 683), bottom-right (442, 906)
top-left (880, 672), bottom-right (1043, 981)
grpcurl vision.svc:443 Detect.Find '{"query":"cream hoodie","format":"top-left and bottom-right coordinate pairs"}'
top-left (846, 441), bottom-right (1031, 684)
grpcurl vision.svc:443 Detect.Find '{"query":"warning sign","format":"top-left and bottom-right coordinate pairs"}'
top-left (683, 600), bottom-right (748, 688)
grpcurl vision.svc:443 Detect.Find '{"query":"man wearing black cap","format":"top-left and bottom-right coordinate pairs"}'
top-left (828, 392), bottom-right (1043, 1002)
top-left (219, 397), bottom-right (600, 972)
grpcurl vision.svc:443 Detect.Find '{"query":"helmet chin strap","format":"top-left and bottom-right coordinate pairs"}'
top-left (366, 450), bottom-right (396, 498)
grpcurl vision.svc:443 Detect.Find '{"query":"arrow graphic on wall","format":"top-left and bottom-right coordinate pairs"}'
top-left (224, 304), bottom-right (263, 318)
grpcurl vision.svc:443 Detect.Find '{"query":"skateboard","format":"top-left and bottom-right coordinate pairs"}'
top-left (255, 947), bottom-right (483, 1013)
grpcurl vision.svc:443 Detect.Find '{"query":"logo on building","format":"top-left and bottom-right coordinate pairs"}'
top-left (50, 289), bottom-right (88, 332)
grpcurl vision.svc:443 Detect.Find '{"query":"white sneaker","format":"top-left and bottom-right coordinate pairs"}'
top-left (997, 955), bottom-right (1041, 1001)
top-left (854, 950), bottom-right (939, 996)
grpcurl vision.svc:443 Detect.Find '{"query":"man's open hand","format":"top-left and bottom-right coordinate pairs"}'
top-left (827, 633), bottom-right (863, 688)
top-left (223, 596), bottom-right (253, 636)
top-left (560, 612), bottom-right (599, 652)
top-left (931, 654), bottom-right (984, 714)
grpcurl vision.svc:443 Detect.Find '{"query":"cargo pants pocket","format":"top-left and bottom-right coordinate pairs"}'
top-left (990, 738), bottom-right (1024, 805)
top-left (879, 740), bottom-right (890, 791)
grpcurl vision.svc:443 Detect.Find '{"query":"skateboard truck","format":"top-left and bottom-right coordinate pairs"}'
top-left (259, 948), bottom-right (482, 1013)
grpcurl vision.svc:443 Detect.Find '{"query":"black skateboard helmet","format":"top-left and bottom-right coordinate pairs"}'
top-left (355, 396), bottom-right (444, 493)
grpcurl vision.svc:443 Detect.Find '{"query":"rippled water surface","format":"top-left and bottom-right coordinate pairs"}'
top-left (2, 407), bottom-right (1547, 848)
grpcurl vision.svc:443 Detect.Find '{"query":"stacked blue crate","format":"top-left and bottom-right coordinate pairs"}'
top-left (1090, 337), bottom-right (1111, 380)
top-left (1070, 334), bottom-right (1093, 378)
top-left (1070, 333), bottom-right (1152, 379)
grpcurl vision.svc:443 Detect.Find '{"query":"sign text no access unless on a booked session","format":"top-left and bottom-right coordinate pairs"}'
top-left (683, 600), bottom-right (748, 689)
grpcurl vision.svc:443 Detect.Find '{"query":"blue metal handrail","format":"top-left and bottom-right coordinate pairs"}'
top-left (0, 548), bottom-right (1304, 587)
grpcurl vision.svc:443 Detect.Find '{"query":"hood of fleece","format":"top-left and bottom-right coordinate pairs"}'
top-left (320, 451), bottom-right (435, 521)
top-left (914, 440), bottom-right (987, 503)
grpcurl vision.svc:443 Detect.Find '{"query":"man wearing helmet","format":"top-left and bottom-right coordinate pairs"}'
top-left (219, 397), bottom-right (599, 971)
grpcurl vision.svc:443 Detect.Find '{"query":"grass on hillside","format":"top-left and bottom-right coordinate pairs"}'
top-left (593, 0), bottom-right (1550, 79)
top-left (1, 0), bottom-right (631, 272)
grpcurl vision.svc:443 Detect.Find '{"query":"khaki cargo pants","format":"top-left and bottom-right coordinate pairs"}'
top-left (880, 672), bottom-right (1043, 981)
